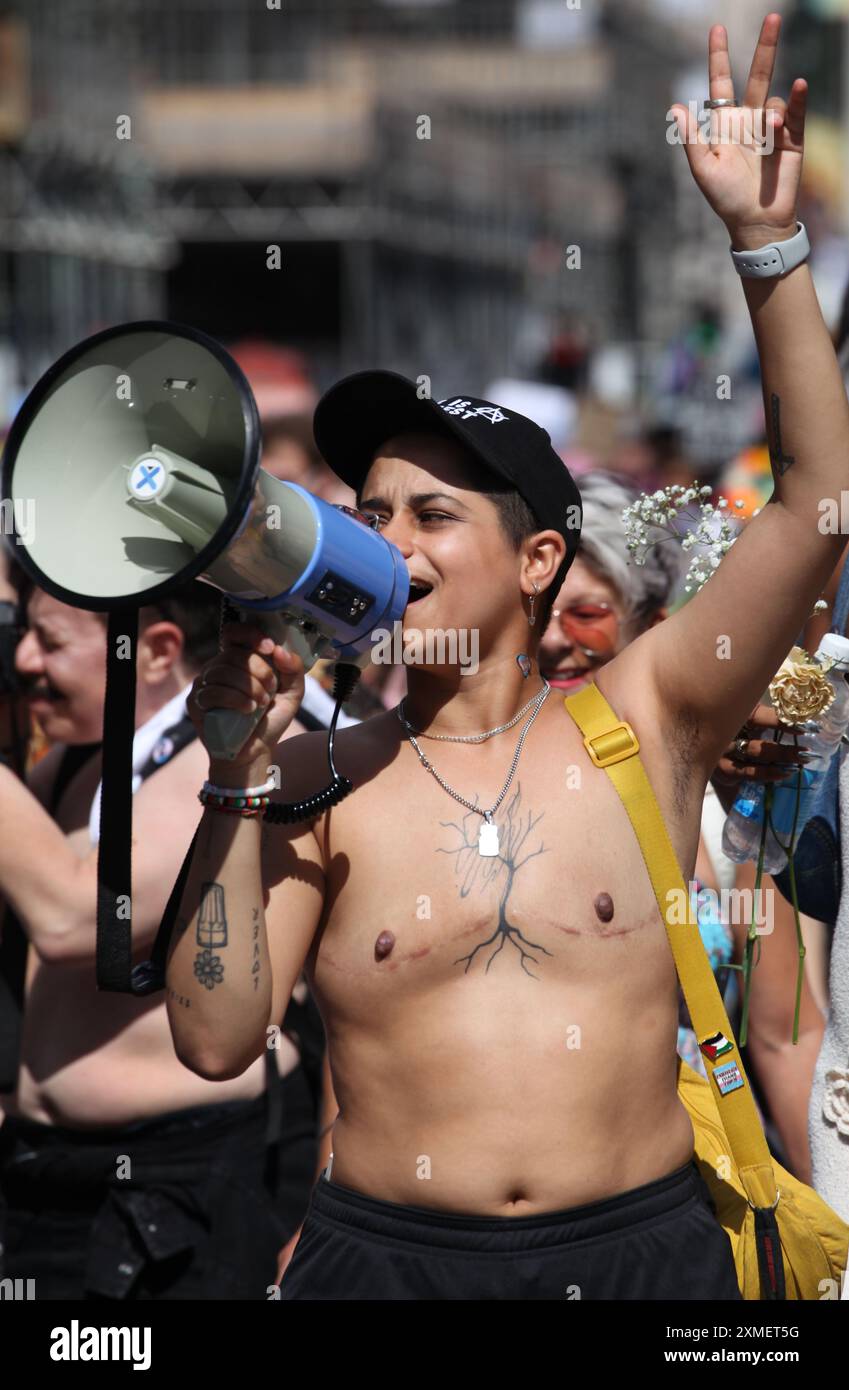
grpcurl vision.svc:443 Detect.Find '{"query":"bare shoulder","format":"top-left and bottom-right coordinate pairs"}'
top-left (133, 734), bottom-right (209, 804)
top-left (259, 709), bottom-right (399, 879)
top-left (594, 642), bottom-right (706, 821)
top-left (267, 708), bottom-right (399, 800)
top-left (589, 638), bottom-right (663, 735)
top-left (596, 636), bottom-right (703, 750)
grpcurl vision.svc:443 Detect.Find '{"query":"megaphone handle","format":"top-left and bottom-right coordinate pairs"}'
top-left (201, 609), bottom-right (312, 763)
top-left (202, 704), bottom-right (269, 765)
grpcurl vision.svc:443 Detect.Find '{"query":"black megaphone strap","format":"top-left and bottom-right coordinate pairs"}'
top-left (96, 607), bottom-right (139, 992)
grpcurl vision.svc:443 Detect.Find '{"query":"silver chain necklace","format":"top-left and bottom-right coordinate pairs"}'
top-left (398, 680), bottom-right (551, 857)
top-left (397, 680), bottom-right (547, 744)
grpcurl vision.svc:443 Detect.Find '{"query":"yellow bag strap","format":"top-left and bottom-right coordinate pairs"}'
top-left (564, 680), bottom-right (779, 1210)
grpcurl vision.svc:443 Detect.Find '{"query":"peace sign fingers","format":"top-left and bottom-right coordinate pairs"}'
top-left (673, 13), bottom-right (804, 240)
top-left (708, 22), bottom-right (736, 105)
top-left (742, 12), bottom-right (782, 111)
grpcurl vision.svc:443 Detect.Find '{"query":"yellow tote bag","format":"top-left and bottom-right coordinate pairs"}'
top-left (564, 680), bottom-right (849, 1301)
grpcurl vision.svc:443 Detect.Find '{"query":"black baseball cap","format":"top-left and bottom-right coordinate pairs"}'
top-left (312, 370), bottom-right (582, 596)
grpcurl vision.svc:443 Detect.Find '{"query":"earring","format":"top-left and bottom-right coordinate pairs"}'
top-left (528, 582), bottom-right (539, 628)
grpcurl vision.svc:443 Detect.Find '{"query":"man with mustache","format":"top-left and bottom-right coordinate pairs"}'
top-left (0, 580), bottom-right (324, 1298)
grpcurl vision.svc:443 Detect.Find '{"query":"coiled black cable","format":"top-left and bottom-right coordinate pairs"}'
top-left (215, 595), bottom-right (362, 825)
top-left (263, 659), bottom-right (361, 824)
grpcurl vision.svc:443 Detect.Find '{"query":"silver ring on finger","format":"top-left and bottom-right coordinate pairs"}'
top-left (733, 737), bottom-right (750, 759)
top-left (705, 98), bottom-right (739, 109)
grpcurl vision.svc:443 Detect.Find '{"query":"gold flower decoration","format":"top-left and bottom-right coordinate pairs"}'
top-left (768, 645), bottom-right (836, 725)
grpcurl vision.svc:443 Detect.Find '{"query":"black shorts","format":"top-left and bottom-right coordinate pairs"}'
top-left (0, 1063), bottom-right (317, 1300)
top-left (278, 1158), bottom-right (743, 1301)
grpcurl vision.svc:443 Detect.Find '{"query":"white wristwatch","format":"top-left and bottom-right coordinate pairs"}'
top-left (729, 221), bottom-right (810, 279)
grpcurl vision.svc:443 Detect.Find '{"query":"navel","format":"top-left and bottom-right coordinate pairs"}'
top-left (594, 892), bottom-right (614, 923)
top-left (374, 931), bottom-right (396, 962)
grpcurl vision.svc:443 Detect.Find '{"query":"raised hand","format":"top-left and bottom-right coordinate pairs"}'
top-left (670, 13), bottom-right (806, 248)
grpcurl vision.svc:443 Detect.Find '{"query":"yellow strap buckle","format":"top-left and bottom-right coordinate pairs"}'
top-left (583, 721), bottom-right (640, 768)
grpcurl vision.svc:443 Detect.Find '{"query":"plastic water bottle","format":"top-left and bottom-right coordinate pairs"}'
top-left (721, 633), bottom-right (849, 873)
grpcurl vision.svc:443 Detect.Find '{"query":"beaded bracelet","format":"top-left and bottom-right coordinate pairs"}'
top-left (203, 777), bottom-right (277, 798)
top-left (198, 788), bottom-right (271, 815)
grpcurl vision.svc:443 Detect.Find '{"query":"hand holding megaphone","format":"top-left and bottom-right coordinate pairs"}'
top-left (188, 620), bottom-right (306, 773)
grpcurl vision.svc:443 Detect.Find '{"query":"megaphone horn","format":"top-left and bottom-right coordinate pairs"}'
top-left (2, 320), bottom-right (410, 762)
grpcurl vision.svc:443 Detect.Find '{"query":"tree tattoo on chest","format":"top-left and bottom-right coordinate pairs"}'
top-left (437, 784), bottom-right (552, 978)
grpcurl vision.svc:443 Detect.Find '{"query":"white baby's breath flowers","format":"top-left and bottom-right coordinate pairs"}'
top-left (621, 482), bottom-right (740, 594)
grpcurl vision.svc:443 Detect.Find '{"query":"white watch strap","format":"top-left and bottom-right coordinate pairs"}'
top-left (729, 221), bottom-right (810, 279)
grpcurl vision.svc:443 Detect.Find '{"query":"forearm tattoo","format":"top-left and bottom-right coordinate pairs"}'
top-left (194, 881), bottom-right (227, 990)
top-left (768, 392), bottom-right (795, 476)
top-left (251, 906), bottom-right (261, 991)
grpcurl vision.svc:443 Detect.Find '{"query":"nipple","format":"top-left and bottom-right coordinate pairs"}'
top-left (374, 931), bottom-right (396, 962)
top-left (594, 893), bottom-right (614, 923)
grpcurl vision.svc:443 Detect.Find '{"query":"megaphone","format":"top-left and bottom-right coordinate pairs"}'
top-left (1, 320), bottom-right (411, 996)
top-left (1, 320), bottom-right (410, 761)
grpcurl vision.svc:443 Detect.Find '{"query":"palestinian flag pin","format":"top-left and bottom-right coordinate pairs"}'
top-left (699, 1031), bottom-right (734, 1062)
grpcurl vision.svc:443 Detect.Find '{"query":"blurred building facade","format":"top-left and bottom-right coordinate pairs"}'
top-left (135, 0), bottom-right (690, 392)
top-left (0, 0), bottom-right (845, 474)
top-left (0, 4), bottom-right (175, 403)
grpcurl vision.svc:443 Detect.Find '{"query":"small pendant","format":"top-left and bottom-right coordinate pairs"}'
top-left (479, 818), bottom-right (499, 857)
